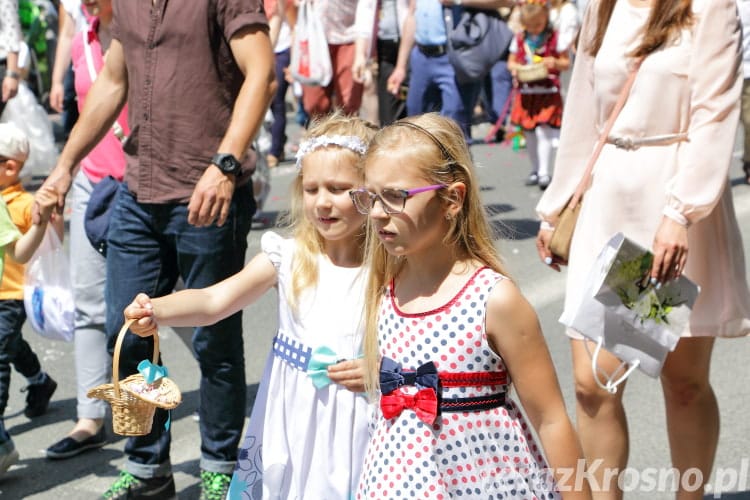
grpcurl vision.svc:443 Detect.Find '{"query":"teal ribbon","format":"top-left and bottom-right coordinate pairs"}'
top-left (307, 346), bottom-right (340, 389)
top-left (307, 347), bottom-right (365, 389)
top-left (137, 359), bottom-right (168, 383)
top-left (137, 359), bottom-right (171, 430)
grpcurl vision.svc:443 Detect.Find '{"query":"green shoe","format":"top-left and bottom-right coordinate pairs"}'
top-left (102, 471), bottom-right (176, 500)
top-left (199, 470), bottom-right (232, 500)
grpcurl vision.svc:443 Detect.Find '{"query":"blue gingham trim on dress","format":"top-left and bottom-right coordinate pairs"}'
top-left (272, 333), bottom-right (313, 371)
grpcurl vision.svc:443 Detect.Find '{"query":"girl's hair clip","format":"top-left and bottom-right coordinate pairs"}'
top-left (295, 135), bottom-right (369, 169)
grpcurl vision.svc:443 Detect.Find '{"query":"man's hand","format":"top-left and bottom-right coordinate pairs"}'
top-left (187, 165), bottom-right (237, 227)
top-left (34, 186), bottom-right (60, 224)
top-left (32, 166), bottom-right (74, 224)
top-left (387, 67), bottom-right (406, 96)
top-left (1, 76), bottom-right (18, 102)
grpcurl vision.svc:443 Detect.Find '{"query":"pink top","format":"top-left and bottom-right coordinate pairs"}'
top-left (71, 18), bottom-right (129, 183)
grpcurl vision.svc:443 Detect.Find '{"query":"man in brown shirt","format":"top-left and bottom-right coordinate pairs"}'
top-left (36, 1), bottom-right (276, 498)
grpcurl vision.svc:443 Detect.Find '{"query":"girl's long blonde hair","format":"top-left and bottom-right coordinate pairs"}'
top-left (361, 113), bottom-right (510, 394)
top-left (281, 112), bottom-right (378, 310)
top-left (586, 0), bottom-right (692, 58)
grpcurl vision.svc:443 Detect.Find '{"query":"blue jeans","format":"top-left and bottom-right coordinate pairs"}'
top-left (406, 47), bottom-right (465, 136)
top-left (0, 300), bottom-right (41, 420)
top-left (270, 49), bottom-right (290, 159)
top-left (484, 59), bottom-right (513, 125)
top-left (105, 182), bottom-right (254, 478)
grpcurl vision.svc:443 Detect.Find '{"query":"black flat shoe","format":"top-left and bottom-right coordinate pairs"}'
top-left (46, 427), bottom-right (106, 460)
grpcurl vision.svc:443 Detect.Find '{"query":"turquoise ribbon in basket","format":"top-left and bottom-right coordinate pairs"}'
top-left (137, 359), bottom-right (172, 431)
top-left (306, 346), bottom-right (364, 389)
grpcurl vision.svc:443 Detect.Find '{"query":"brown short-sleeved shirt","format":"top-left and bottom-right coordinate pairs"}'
top-left (112, 0), bottom-right (268, 203)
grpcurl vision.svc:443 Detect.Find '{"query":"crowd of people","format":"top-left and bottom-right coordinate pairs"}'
top-left (0, 0), bottom-right (749, 499)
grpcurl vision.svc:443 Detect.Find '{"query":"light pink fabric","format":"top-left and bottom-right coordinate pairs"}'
top-left (71, 19), bottom-right (129, 183)
top-left (537, 0), bottom-right (750, 338)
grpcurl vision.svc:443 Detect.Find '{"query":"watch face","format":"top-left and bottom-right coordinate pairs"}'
top-left (214, 154), bottom-right (240, 174)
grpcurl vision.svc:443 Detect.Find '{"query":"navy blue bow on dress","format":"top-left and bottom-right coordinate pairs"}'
top-left (379, 358), bottom-right (439, 394)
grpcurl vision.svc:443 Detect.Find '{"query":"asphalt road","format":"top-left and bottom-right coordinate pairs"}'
top-left (1, 121), bottom-right (749, 499)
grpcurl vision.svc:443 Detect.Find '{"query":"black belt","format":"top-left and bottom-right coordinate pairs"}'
top-left (441, 392), bottom-right (507, 413)
top-left (417, 43), bottom-right (447, 57)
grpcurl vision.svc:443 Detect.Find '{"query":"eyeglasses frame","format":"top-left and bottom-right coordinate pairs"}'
top-left (349, 184), bottom-right (446, 215)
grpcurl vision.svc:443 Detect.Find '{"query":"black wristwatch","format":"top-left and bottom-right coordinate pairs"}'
top-left (211, 153), bottom-right (242, 176)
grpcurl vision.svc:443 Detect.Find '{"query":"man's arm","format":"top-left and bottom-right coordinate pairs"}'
top-left (32, 39), bottom-right (128, 223)
top-left (187, 24), bottom-right (276, 227)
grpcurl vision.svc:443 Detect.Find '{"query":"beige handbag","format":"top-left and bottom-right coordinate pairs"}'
top-left (548, 60), bottom-right (642, 261)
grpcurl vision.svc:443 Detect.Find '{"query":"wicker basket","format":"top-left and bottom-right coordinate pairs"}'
top-left (517, 62), bottom-right (549, 83)
top-left (88, 319), bottom-right (182, 436)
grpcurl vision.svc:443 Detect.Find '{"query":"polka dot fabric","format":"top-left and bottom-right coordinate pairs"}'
top-left (357, 267), bottom-right (560, 499)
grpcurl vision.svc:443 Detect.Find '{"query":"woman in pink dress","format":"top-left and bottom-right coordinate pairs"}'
top-left (536, 0), bottom-right (750, 497)
top-left (45, 0), bottom-right (129, 460)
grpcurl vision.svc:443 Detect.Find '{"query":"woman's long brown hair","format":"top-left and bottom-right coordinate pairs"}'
top-left (586, 0), bottom-right (693, 57)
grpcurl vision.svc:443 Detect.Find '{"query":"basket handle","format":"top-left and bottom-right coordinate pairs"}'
top-left (113, 318), bottom-right (160, 399)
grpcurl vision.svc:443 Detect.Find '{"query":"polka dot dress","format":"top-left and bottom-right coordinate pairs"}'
top-left (357, 267), bottom-right (560, 499)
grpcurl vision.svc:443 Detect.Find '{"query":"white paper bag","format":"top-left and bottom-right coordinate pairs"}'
top-left (561, 233), bottom-right (700, 391)
top-left (290, 0), bottom-right (332, 87)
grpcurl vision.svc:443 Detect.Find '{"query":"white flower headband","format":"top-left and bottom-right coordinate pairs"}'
top-left (295, 135), bottom-right (368, 169)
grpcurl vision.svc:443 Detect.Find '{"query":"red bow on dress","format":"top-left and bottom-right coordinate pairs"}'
top-left (380, 387), bottom-right (438, 425)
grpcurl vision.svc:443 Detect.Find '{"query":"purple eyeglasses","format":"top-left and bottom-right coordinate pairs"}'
top-left (349, 184), bottom-right (445, 215)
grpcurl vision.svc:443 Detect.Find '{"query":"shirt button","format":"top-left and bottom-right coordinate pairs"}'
top-left (148, 42), bottom-right (156, 49)
top-left (143, 113), bottom-right (149, 121)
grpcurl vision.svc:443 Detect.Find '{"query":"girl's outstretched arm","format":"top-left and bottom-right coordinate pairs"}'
top-left (124, 251), bottom-right (278, 337)
top-left (485, 279), bottom-right (592, 499)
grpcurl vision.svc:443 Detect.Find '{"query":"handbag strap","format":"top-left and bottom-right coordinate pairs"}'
top-left (567, 59), bottom-right (643, 209)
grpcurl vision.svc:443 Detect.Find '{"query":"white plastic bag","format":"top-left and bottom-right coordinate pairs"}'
top-left (290, 0), bottom-right (332, 87)
top-left (0, 82), bottom-right (57, 180)
top-left (23, 227), bottom-right (75, 342)
top-left (561, 233), bottom-right (699, 392)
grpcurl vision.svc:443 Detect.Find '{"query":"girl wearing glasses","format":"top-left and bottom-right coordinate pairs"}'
top-left (123, 113), bottom-right (378, 499)
top-left (354, 113), bottom-right (591, 499)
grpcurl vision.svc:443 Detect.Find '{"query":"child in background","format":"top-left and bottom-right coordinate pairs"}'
top-left (352, 114), bottom-right (590, 499)
top-left (508, 0), bottom-right (569, 190)
top-left (0, 122), bottom-right (63, 477)
top-left (124, 113), bottom-right (378, 499)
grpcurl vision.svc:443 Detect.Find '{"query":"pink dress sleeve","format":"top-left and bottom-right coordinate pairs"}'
top-left (665, 0), bottom-right (742, 226)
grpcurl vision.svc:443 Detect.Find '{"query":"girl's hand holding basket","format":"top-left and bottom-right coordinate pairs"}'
top-left (124, 293), bottom-right (159, 337)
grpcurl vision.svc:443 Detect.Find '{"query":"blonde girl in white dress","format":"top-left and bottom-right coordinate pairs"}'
top-left (124, 113), bottom-right (378, 499)
top-left (536, 0), bottom-right (750, 497)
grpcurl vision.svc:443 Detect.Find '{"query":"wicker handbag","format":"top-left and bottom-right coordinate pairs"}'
top-left (88, 319), bottom-right (182, 436)
top-left (548, 60), bottom-right (642, 261)
top-left (517, 62), bottom-right (549, 83)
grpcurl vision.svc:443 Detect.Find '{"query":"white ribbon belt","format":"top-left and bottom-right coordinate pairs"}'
top-left (606, 132), bottom-right (688, 151)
